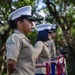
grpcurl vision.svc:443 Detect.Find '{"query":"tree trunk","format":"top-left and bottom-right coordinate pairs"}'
top-left (0, 35), bottom-right (2, 49)
top-left (67, 44), bottom-right (75, 75)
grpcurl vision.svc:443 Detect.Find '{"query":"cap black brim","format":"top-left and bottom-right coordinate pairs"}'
top-left (48, 30), bottom-right (56, 33)
top-left (21, 15), bottom-right (36, 21)
top-left (27, 16), bottom-right (36, 21)
top-left (44, 29), bottom-right (56, 33)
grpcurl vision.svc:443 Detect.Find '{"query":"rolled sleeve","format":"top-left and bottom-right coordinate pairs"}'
top-left (6, 34), bottom-right (21, 62)
top-left (34, 41), bottom-right (44, 58)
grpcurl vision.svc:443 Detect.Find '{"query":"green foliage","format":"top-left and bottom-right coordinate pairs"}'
top-left (0, 25), bottom-right (9, 35)
top-left (0, 0), bottom-right (35, 35)
top-left (26, 30), bottom-right (37, 45)
top-left (70, 27), bottom-right (75, 36)
top-left (12, 0), bottom-right (35, 8)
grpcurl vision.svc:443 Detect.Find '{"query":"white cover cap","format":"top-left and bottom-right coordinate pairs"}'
top-left (51, 24), bottom-right (56, 29)
top-left (36, 23), bottom-right (52, 32)
top-left (8, 6), bottom-right (32, 20)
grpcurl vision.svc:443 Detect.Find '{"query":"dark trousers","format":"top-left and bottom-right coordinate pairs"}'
top-left (51, 63), bottom-right (56, 75)
top-left (36, 74), bottom-right (45, 75)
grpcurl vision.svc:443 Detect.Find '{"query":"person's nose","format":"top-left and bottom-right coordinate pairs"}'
top-left (31, 22), bottom-right (33, 26)
top-left (32, 22), bottom-right (35, 27)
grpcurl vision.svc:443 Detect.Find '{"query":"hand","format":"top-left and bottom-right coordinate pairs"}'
top-left (43, 60), bottom-right (51, 66)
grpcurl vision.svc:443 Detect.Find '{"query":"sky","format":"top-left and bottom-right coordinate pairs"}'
top-left (37, 0), bottom-right (46, 9)
top-left (36, 0), bottom-right (46, 17)
top-left (13, 0), bottom-right (18, 2)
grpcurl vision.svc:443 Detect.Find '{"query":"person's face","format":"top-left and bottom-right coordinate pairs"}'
top-left (51, 32), bottom-right (56, 39)
top-left (18, 19), bottom-right (34, 33)
top-left (48, 33), bottom-right (52, 40)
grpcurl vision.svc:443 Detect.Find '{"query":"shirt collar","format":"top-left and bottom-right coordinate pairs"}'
top-left (14, 29), bottom-right (30, 42)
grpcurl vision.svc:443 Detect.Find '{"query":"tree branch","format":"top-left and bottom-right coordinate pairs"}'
top-left (45, 0), bottom-right (61, 24)
top-left (45, 0), bottom-right (65, 31)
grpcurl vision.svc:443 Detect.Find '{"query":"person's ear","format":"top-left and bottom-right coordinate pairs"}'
top-left (17, 21), bottom-right (23, 27)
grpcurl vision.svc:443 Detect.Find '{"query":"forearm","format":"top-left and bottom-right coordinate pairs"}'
top-left (6, 59), bottom-right (16, 75)
top-left (7, 64), bottom-right (15, 75)
top-left (36, 63), bottom-right (45, 68)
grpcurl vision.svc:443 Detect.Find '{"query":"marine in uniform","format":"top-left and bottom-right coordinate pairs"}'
top-left (46, 24), bottom-right (57, 75)
top-left (6, 6), bottom-right (44, 75)
top-left (35, 24), bottom-right (52, 75)
top-left (47, 24), bottom-right (57, 60)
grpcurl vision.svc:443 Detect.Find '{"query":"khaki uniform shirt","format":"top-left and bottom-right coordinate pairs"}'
top-left (47, 40), bottom-right (56, 60)
top-left (35, 43), bottom-right (51, 74)
top-left (6, 30), bottom-right (44, 75)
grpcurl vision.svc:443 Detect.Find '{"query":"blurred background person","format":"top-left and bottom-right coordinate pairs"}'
top-left (46, 24), bottom-right (57, 75)
top-left (35, 24), bottom-right (52, 75)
